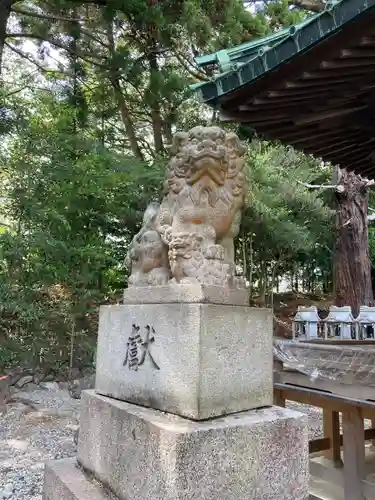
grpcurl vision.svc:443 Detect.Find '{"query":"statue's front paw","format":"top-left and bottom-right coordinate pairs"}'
top-left (147, 268), bottom-right (171, 286)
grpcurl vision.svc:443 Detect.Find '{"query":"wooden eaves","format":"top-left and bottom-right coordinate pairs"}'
top-left (194, 0), bottom-right (375, 178)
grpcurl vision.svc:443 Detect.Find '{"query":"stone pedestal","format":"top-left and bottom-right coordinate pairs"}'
top-left (43, 390), bottom-right (308, 500)
top-left (43, 287), bottom-right (309, 500)
top-left (95, 302), bottom-right (273, 419)
top-left (76, 390), bottom-right (308, 500)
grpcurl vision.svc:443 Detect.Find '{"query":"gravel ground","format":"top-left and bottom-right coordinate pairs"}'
top-left (0, 385), bottom-right (80, 500)
top-left (0, 384), bottom-right (348, 500)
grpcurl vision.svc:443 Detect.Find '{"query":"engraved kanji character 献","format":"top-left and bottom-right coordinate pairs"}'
top-left (138, 325), bottom-right (160, 370)
top-left (123, 324), bottom-right (142, 370)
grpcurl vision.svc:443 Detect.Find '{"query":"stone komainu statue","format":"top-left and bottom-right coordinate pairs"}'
top-left (126, 126), bottom-right (247, 288)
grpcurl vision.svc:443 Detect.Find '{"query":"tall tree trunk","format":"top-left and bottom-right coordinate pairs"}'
top-left (163, 116), bottom-right (173, 144)
top-left (110, 76), bottom-right (144, 160)
top-left (106, 20), bottom-right (143, 160)
top-left (270, 260), bottom-right (280, 309)
top-left (294, 270), bottom-right (299, 293)
top-left (70, 17), bottom-right (79, 138)
top-left (242, 235), bottom-right (247, 279)
top-left (333, 168), bottom-right (373, 316)
top-left (148, 49), bottom-right (164, 153)
top-left (259, 260), bottom-right (267, 307)
top-left (248, 233), bottom-right (253, 300)
top-left (0, 0), bottom-right (12, 75)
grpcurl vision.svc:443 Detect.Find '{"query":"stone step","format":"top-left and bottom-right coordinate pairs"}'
top-left (43, 457), bottom-right (321, 500)
top-left (44, 458), bottom-right (117, 500)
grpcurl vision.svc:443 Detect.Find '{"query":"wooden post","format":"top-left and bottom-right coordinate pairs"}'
top-left (371, 419), bottom-right (375, 446)
top-left (342, 408), bottom-right (365, 500)
top-left (372, 419), bottom-right (375, 448)
top-left (323, 409), bottom-right (342, 466)
top-left (274, 389), bottom-right (286, 407)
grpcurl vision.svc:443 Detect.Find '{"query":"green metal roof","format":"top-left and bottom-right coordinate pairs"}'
top-left (194, 0), bottom-right (375, 104)
top-left (194, 28), bottom-right (293, 75)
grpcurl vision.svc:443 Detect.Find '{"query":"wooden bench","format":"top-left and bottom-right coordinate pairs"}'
top-left (275, 380), bottom-right (375, 500)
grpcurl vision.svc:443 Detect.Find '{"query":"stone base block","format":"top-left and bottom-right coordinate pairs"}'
top-left (95, 303), bottom-right (273, 419)
top-left (123, 284), bottom-right (249, 306)
top-left (43, 458), bottom-right (113, 500)
top-left (78, 390), bottom-right (309, 500)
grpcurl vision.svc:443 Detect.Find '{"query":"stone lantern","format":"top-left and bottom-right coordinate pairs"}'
top-left (323, 306), bottom-right (356, 340)
top-left (292, 306), bottom-right (321, 340)
top-left (356, 306), bottom-right (375, 339)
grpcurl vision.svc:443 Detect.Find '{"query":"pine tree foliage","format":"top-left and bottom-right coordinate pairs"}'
top-left (239, 139), bottom-right (334, 302)
top-left (246, 140), bottom-right (333, 253)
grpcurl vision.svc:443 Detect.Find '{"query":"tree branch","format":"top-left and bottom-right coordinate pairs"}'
top-left (5, 41), bottom-right (52, 74)
top-left (296, 180), bottom-right (345, 193)
top-left (5, 33), bottom-right (110, 69)
top-left (79, 28), bottom-right (110, 49)
top-left (173, 51), bottom-right (208, 82)
top-left (10, 8), bottom-right (110, 48)
top-left (288, 0), bottom-right (325, 12)
top-left (5, 84), bottom-right (30, 97)
top-left (11, 6), bottom-right (79, 22)
top-left (45, 52), bottom-right (99, 91)
top-left (5, 41), bottom-right (79, 79)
